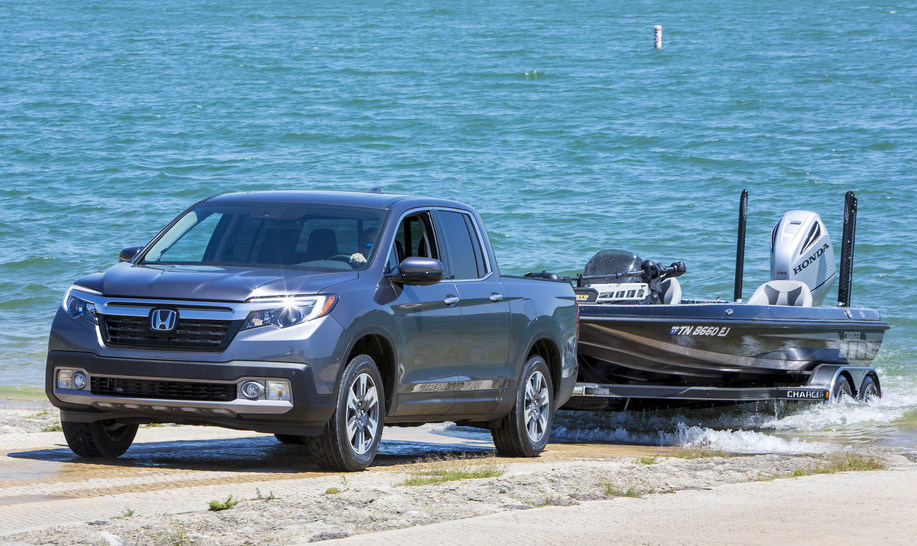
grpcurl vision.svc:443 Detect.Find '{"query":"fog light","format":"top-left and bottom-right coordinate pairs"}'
top-left (72, 371), bottom-right (88, 390)
top-left (240, 381), bottom-right (264, 400)
top-left (265, 380), bottom-right (291, 401)
top-left (57, 369), bottom-right (75, 389)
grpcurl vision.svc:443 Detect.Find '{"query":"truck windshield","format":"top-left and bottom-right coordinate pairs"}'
top-left (142, 202), bottom-right (384, 271)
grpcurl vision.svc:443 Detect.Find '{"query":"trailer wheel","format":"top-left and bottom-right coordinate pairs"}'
top-left (831, 376), bottom-right (853, 402)
top-left (492, 355), bottom-right (554, 457)
top-left (306, 354), bottom-right (384, 471)
top-left (62, 420), bottom-right (138, 458)
top-left (857, 376), bottom-right (880, 402)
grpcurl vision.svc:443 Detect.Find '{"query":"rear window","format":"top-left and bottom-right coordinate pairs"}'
top-left (143, 202), bottom-right (384, 270)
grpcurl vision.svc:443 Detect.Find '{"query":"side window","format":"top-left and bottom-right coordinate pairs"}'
top-left (437, 211), bottom-right (487, 280)
top-left (463, 214), bottom-right (488, 277)
top-left (393, 212), bottom-right (439, 261)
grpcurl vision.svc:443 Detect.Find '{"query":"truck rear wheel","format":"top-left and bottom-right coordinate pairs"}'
top-left (307, 354), bottom-right (384, 471)
top-left (492, 355), bottom-right (554, 457)
top-left (62, 420), bottom-right (138, 458)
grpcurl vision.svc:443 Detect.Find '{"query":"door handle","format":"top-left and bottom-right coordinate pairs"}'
top-left (489, 293), bottom-right (504, 302)
top-left (443, 295), bottom-right (460, 305)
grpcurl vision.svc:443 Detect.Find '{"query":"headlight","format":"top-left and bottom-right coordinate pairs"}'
top-left (241, 295), bottom-right (337, 330)
top-left (62, 286), bottom-right (99, 324)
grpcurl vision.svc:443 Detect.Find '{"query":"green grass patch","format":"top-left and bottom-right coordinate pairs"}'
top-left (324, 487), bottom-right (340, 494)
top-left (635, 456), bottom-right (658, 465)
top-left (208, 495), bottom-right (239, 512)
top-left (117, 508), bottom-right (135, 519)
top-left (41, 423), bottom-right (63, 432)
top-left (163, 520), bottom-right (192, 545)
top-left (400, 464), bottom-right (505, 486)
top-left (793, 452), bottom-right (888, 477)
top-left (254, 489), bottom-right (277, 501)
top-left (602, 484), bottom-right (650, 498)
top-left (0, 385), bottom-right (46, 402)
top-left (532, 495), bottom-right (565, 507)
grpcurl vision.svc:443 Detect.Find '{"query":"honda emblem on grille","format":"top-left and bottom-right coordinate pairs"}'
top-left (150, 308), bottom-right (178, 332)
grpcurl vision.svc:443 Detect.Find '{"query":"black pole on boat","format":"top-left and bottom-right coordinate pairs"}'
top-left (734, 189), bottom-right (748, 302)
top-left (837, 191), bottom-right (857, 307)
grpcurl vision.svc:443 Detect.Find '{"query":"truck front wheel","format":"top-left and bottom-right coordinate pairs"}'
top-left (307, 354), bottom-right (385, 471)
top-left (492, 355), bottom-right (554, 457)
top-left (61, 420), bottom-right (138, 458)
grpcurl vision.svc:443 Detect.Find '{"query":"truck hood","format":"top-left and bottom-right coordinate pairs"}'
top-left (74, 262), bottom-right (357, 302)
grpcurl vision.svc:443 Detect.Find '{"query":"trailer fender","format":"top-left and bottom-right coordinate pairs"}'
top-left (807, 364), bottom-right (880, 400)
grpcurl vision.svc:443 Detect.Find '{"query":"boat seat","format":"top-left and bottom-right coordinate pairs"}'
top-left (747, 280), bottom-right (813, 307)
top-left (659, 277), bottom-right (682, 304)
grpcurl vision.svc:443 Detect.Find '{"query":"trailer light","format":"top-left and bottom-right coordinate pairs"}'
top-left (240, 381), bottom-right (265, 400)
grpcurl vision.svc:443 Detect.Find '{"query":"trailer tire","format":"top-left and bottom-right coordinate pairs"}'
top-left (831, 376), bottom-right (853, 402)
top-left (492, 355), bottom-right (553, 457)
top-left (62, 420), bottom-right (138, 458)
top-left (857, 376), bottom-right (880, 402)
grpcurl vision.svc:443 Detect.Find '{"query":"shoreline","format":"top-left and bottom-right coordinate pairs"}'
top-left (2, 396), bottom-right (915, 544)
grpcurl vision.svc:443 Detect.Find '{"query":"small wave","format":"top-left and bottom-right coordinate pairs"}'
top-left (672, 424), bottom-right (836, 454)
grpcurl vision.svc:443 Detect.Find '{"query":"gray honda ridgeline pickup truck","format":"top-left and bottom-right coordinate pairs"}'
top-left (47, 191), bottom-right (577, 470)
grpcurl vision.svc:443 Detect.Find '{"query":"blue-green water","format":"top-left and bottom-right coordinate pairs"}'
top-left (2, 0), bottom-right (915, 451)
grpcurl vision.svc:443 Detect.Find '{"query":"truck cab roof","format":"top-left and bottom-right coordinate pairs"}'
top-left (205, 190), bottom-right (472, 215)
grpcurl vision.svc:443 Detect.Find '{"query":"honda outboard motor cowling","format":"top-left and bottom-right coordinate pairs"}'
top-left (770, 210), bottom-right (836, 306)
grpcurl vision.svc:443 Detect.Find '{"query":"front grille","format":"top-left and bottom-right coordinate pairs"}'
top-left (91, 377), bottom-right (237, 401)
top-left (100, 315), bottom-right (238, 351)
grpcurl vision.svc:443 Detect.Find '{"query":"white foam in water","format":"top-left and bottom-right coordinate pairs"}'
top-left (408, 373), bottom-right (917, 454)
top-left (671, 423), bottom-right (836, 454)
top-left (552, 419), bottom-right (836, 454)
top-left (762, 373), bottom-right (917, 433)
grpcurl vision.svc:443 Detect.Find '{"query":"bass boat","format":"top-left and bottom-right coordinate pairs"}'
top-left (570, 192), bottom-right (888, 396)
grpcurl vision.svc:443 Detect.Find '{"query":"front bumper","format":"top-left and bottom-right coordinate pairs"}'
top-left (46, 350), bottom-right (336, 435)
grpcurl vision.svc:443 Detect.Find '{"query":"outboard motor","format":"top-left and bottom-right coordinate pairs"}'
top-left (770, 211), bottom-right (836, 306)
top-left (577, 250), bottom-right (686, 304)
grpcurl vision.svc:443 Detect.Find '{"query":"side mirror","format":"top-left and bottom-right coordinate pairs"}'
top-left (120, 246), bottom-right (143, 262)
top-left (391, 257), bottom-right (443, 286)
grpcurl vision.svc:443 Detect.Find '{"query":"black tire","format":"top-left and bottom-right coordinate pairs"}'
top-left (492, 355), bottom-right (554, 457)
top-left (274, 434), bottom-right (306, 444)
top-left (831, 376), bottom-right (854, 403)
top-left (307, 354), bottom-right (385, 471)
top-left (62, 420), bottom-right (138, 458)
top-left (857, 375), bottom-right (880, 402)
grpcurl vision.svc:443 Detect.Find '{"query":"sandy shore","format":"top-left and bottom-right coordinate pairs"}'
top-left (2, 398), bottom-right (914, 545)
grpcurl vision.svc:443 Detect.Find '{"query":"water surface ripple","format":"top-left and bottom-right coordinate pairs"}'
top-left (1, 0), bottom-right (914, 449)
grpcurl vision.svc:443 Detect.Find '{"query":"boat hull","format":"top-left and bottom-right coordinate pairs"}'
top-left (577, 302), bottom-right (888, 387)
